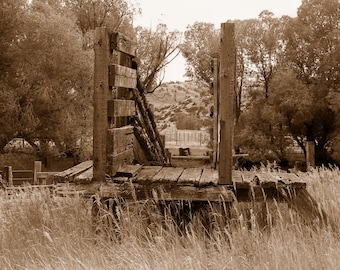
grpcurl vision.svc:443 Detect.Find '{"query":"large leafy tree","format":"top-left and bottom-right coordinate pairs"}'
top-left (135, 24), bottom-right (181, 92)
top-left (0, 0), bottom-right (93, 164)
top-left (181, 22), bottom-right (220, 85)
top-left (281, 0), bottom-right (340, 164)
top-left (61, 0), bottom-right (137, 49)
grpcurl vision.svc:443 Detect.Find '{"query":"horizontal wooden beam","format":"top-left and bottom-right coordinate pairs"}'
top-left (109, 64), bottom-right (137, 89)
top-left (78, 182), bottom-right (234, 202)
top-left (110, 32), bottom-right (136, 56)
top-left (107, 99), bottom-right (135, 117)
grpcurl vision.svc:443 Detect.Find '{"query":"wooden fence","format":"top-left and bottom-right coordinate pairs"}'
top-left (162, 130), bottom-right (210, 147)
top-left (0, 161), bottom-right (57, 186)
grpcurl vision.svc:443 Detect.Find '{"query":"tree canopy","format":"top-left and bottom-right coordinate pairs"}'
top-left (181, 0), bottom-right (340, 166)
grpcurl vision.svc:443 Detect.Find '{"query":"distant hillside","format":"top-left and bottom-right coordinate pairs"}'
top-left (146, 81), bottom-right (213, 132)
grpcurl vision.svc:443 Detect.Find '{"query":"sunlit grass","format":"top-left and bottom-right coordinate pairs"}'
top-left (0, 168), bottom-right (339, 269)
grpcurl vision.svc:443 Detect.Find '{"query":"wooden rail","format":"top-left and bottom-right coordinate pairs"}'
top-left (1, 161), bottom-right (57, 186)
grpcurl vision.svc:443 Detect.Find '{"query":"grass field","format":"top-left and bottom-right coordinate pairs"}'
top-left (0, 167), bottom-right (339, 270)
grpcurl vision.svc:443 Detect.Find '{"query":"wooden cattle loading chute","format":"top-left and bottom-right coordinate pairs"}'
top-left (52, 23), bottom-right (331, 228)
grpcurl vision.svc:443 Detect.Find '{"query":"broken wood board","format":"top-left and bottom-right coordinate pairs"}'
top-left (54, 160), bottom-right (93, 182)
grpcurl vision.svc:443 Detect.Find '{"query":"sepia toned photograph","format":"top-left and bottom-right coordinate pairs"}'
top-left (1, 0), bottom-right (339, 269)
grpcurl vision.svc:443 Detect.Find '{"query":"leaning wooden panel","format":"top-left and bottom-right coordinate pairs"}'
top-left (177, 168), bottom-right (202, 185)
top-left (54, 160), bottom-right (93, 182)
top-left (107, 99), bottom-right (135, 117)
top-left (110, 32), bottom-right (136, 56)
top-left (199, 169), bottom-right (219, 186)
top-left (152, 167), bottom-right (184, 183)
top-left (109, 65), bottom-right (137, 89)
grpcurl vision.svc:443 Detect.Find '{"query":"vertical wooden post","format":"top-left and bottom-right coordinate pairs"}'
top-left (3, 166), bottom-right (13, 186)
top-left (33, 161), bottom-right (42, 185)
top-left (93, 27), bottom-right (111, 182)
top-left (219, 23), bottom-right (235, 185)
top-left (212, 58), bottom-right (220, 169)
top-left (306, 141), bottom-right (315, 170)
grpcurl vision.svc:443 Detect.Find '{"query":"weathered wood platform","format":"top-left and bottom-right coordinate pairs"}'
top-left (53, 161), bottom-right (307, 204)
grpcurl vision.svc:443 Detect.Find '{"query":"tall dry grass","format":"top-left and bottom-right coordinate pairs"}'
top-left (0, 167), bottom-right (339, 269)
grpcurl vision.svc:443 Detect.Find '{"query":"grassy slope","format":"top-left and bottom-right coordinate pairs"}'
top-left (146, 81), bottom-right (212, 132)
top-left (1, 167), bottom-right (340, 269)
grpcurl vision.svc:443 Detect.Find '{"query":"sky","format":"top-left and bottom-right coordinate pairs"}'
top-left (132, 0), bottom-right (303, 82)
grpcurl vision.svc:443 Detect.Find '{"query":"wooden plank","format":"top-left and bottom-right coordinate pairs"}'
top-left (241, 171), bottom-right (256, 183)
top-left (254, 172), bottom-right (279, 188)
top-left (155, 185), bottom-right (234, 202)
top-left (2, 166), bottom-right (13, 186)
top-left (107, 148), bottom-right (134, 177)
top-left (171, 155), bottom-right (210, 160)
top-left (177, 168), bottom-right (202, 185)
top-left (233, 170), bottom-right (255, 189)
top-left (212, 58), bottom-right (219, 169)
top-left (132, 166), bottom-right (163, 183)
top-left (75, 167), bottom-right (93, 183)
top-left (115, 164), bottom-right (143, 177)
top-left (111, 32), bottom-right (136, 56)
top-left (93, 27), bottom-right (111, 182)
top-left (152, 167), bottom-right (184, 183)
top-left (107, 99), bottom-right (135, 117)
top-left (107, 126), bottom-right (134, 156)
top-left (54, 160), bottom-right (93, 181)
top-left (199, 169), bottom-right (219, 186)
top-left (36, 172), bottom-right (58, 179)
top-left (33, 161), bottom-right (41, 185)
top-left (277, 172), bottom-right (306, 188)
top-left (219, 23), bottom-right (235, 185)
top-left (109, 64), bottom-right (137, 89)
top-left (232, 170), bottom-right (250, 189)
top-left (79, 182), bottom-right (234, 202)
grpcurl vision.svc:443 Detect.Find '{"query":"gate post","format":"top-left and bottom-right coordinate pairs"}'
top-left (3, 166), bottom-right (13, 186)
top-left (93, 28), bottom-right (111, 182)
top-left (219, 23), bottom-right (235, 185)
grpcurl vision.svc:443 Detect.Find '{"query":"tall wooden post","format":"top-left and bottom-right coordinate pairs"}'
top-left (212, 58), bottom-right (220, 169)
top-left (3, 166), bottom-right (13, 186)
top-left (93, 28), bottom-right (111, 182)
top-left (306, 141), bottom-right (315, 170)
top-left (33, 161), bottom-right (42, 185)
top-left (219, 23), bottom-right (235, 185)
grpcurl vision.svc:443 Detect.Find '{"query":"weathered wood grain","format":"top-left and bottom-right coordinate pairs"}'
top-left (54, 160), bottom-right (93, 182)
top-left (107, 126), bottom-right (134, 156)
top-left (255, 172), bottom-right (279, 188)
top-left (115, 164), bottom-right (143, 177)
top-left (107, 99), bottom-right (135, 117)
top-left (199, 168), bottom-right (219, 186)
top-left (132, 166), bottom-right (163, 183)
top-left (277, 172), bottom-right (306, 188)
top-left (152, 167), bottom-right (184, 183)
top-left (109, 64), bottom-right (137, 89)
top-left (177, 168), bottom-right (202, 185)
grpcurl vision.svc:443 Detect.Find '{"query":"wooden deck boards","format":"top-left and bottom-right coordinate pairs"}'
top-left (54, 162), bottom-right (307, 202)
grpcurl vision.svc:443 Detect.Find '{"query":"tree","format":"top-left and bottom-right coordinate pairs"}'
top-left (64, 0), bottom-right (137, 48)
top-left (135, 24), bottom-right (181, 92)
top-left (181, 22), bottom-right (220, 85)
top-left (282, 0), bottom-right (340, 164)
top-left (0, 1), bottom-right (93, 164)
